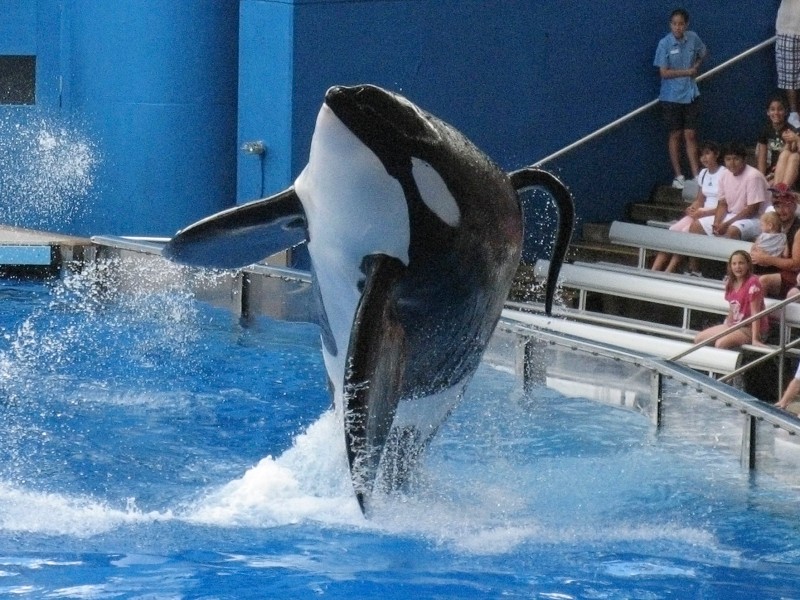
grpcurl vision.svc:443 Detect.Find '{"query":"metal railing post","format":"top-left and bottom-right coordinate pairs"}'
top-left (651, 370), bottom-right (663, 427)
top-left (741, 413), bottom-right (757, 470)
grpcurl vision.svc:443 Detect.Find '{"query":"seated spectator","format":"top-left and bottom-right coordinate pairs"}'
top-left (755, 186), bottom-right (800, 297)
top-left (774, 257), bottom-right (800, 301)
top-left (694, 250), bottom-right (769, 349)
top-left (776, 362), bottom-right (800, 411)
top-left (756, 96), bottom-right (792, 182)
top-left (770, 129), bottom-right (800, 190)
top-left (702, 142), bottom-right (770, 241)
top-left (787, 272), bottom-right (800, 300)
top-left (652, 141), bottom-right (726, 274)
top-left (751, 211), bottom-right (787, 258)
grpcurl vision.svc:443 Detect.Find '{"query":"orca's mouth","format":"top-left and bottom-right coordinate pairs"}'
top-left (324, 85), bottom-right (435, 143)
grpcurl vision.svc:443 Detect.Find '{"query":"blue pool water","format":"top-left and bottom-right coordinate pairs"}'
top-left (1, 266), bottom-right (800, 598)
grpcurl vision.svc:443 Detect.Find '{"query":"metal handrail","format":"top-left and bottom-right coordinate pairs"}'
top-left (532, 36), bottom-right (777, 167)
top-left (668, 292), bottom-right (800, 400)
top-left (721, 337), bottom-right (800, 383)
top-left (499, 318), bottom-right (800, 434)
top-left (669, 293), bottom-right (798, 363)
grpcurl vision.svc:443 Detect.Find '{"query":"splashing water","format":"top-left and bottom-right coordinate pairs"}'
top-left (187, 409), bottom-right (363, 527)
top-left (0, 112), bottom-right (98, 230)
top-left (0, 261), bottom-right (800, 597)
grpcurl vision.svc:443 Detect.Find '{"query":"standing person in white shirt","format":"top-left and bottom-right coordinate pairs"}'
top-left (776, 0), bottom-right (800, 128)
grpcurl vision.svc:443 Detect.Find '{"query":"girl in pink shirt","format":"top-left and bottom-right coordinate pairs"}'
top-left (694, 250), bottom-right (770, 348)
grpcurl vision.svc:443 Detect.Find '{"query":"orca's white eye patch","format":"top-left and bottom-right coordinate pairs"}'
top-left (411, 158), bottom-right (460, 227)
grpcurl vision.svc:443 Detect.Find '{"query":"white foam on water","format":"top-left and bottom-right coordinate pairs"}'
top-left (0, 484), bottom-right (169, 537)
top-left (185, 409), bottom-right (364, 527)
top-left (178, 398), bottom-right (721, 559)
top-left (0, 394), bottom-right (723, 558)
top-left (359, 474), bottom-right (720, 557)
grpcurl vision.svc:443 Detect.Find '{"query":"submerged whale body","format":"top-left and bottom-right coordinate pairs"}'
top-left (164, 84), bottom-right (574, 514)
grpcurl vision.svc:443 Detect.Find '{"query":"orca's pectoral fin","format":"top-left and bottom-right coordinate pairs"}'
top-left (162, 187), bottom-right (307, 269)
top-left (509, 167), bottom-right (576, 314)
top-left (342, 255), bottom-right (407, 514)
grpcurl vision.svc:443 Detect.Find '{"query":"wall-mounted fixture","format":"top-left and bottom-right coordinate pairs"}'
top-left (241, 140), bottom-right (266, 155)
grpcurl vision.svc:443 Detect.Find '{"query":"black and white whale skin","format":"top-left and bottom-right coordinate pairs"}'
top-left (163, 84), bottom-right (574, 514)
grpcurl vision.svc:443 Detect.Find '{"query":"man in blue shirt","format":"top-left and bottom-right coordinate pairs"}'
top-left (654, 8), bottom-right (707, 190)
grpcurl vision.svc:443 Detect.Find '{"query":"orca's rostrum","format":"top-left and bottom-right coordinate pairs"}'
top-left (163, 84), bottom-right (575, 514)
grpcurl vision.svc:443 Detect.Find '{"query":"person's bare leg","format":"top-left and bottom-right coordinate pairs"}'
top-left (651, 251), bottom-right (670, 271)
top-left (760, 273), bottom-right (783, 299)
top-left (684, 128), bottom-right (699, 177)
top-left (776, 377), bottom-right (800, 409)
top-left (774, 147), bottom-right (792, 183)
top-left (686, 221), bottom-right (706, 272)
top-left (783, 151), bottom-right (800, 189)
top-left (714, 327), bottom-right (751, 349)
top-left (694, 323), bottom-right (727, 345)
top-left (669, 130), bottom-right (682, 179)
top-left (789, 89), bottom-right (798, 115)
top-left (726, 226), bottom-right (742, 240)
top-left (666, 254), bottom-right (683, 272)
top-left (688, 220), bottom-right (704, 234)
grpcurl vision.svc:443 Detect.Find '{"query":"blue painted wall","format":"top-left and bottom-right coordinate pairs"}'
top-left (238, 1), bottom-right (775, 260)
top-left (238, 0), bottom-right (293, 202)
top-left (1, 1), bottom-right (36, 53)
top-left (0, 0), bottom-right (780, 246)
top-left (0, 0), bottom-right (239, 236)
top-left (66, 0), bottom-right (239, 235)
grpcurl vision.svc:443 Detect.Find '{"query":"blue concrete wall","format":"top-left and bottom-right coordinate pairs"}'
top-left (65, 0), bottom-right (239, 235)
top-left (0, 0), bottom-right (239, 236)
top-left (0, 0), bottom-right (779, 246)
top-left (238, 0), bottom-right (293, 203)
top-left (1, 1), bottom-right (36, 53)
top-left (282, 0), bottom-right (775, 258)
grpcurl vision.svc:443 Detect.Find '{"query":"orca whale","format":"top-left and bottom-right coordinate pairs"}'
top-left (163, 84), bottom-right (574, 513)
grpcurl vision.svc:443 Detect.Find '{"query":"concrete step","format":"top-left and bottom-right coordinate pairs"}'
top-left (628, 202), bottom-right (684, 224)
top-left (581, 222), bottom-right (611, 244)
top-left (625, 183), bottom-right (695, 224)
top-left (566, 240), bottom-right (639, 266)
top-left (652, 182), bottom-right (696, 205)
top-left (568, 222), bottom-right (639, 267)
top-left (651, 185), bottom-right (685, 205)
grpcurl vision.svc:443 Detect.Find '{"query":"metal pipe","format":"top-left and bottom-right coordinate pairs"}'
top-left (669, 292), bottom-right (799, 363)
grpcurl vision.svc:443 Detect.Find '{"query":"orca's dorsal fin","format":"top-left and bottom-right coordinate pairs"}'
top-left (509, 168), bottom-right (575, 314)
top-left (163, 187), bottom-right (307, 269)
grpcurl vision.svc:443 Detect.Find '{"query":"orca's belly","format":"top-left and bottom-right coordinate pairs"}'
top-left (374, 384), bottom-right (465, 494)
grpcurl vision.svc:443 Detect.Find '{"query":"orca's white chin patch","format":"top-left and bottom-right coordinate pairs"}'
top-left (295, 105), bottom-right (410, 265)
top-left (294, 104), bottom-right (412, 403)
